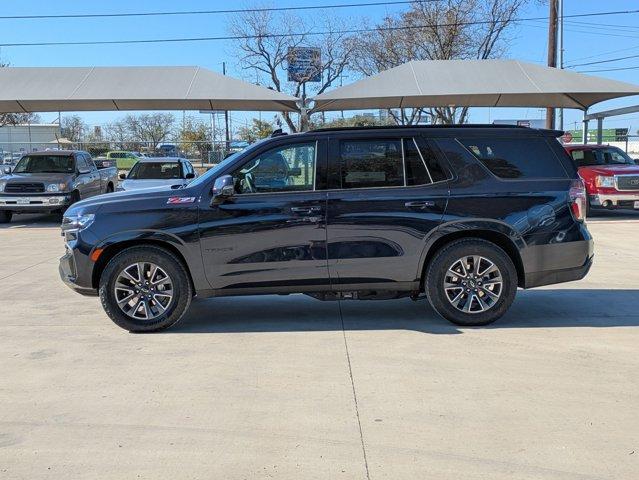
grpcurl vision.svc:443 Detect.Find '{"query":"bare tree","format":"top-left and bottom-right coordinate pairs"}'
top-left (123, 113), bottom-right (175, 147)
top-left (230, 8), bottom-right (354, 132)
top-left (60, 115), bottom-right (87, 142)
top-left (350, 0), bottom-right (526, 124)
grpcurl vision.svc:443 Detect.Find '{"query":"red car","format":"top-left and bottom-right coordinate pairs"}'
top-left (564, 144), bottom-right (639, 212)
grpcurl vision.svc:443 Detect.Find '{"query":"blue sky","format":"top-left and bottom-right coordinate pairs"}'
top-left (1, 0), bottom-right (639, 134)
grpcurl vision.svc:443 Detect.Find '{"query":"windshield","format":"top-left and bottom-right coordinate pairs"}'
top-left (13, 155), bottom-right (75, 174)
top-left (187, 139), bottom-right (268, 190)
top-left (571, 147), bottom-right (635, 167)
top-left (128, 162), bottom-right (182, 180)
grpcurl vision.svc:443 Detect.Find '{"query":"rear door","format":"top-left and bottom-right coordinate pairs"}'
top-left (198, 138), bottom-right (330, 293)
top-left (325, 133), bottom-right (449, 291)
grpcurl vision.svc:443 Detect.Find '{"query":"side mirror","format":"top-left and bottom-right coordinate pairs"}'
top-left (185, 172), bottom-right (195, 180)
top-left (635, 159), bottom-right (639, 165)
top-left (119, 173), bottom-right (126, 180)
top-left (211, 175), bottom-right (235, 205)
top-left (3, 167), bottom-right (10, 174)
top-left (78, 167), bottom-right (91, 174)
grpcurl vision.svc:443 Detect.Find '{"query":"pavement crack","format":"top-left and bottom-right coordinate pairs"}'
top-left (338, 299), bottom-right (371, 480)
top-left (0, 256), bottom-right (59, 281)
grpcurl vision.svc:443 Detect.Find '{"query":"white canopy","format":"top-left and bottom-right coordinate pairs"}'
top-left (0, 66), bottom-right (299, 113)
top-left (312, 59), bottom-right (639, 112)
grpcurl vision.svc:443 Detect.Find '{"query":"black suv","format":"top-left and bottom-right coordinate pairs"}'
top-left (59, 125), bottom-right (593, 332)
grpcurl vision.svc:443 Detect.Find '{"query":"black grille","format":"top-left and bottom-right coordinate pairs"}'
top-left (4, 182), bottom-right (45, 193)
top-left (616, 175), bottom-right (639, 191)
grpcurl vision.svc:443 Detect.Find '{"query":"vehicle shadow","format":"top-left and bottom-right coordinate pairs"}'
top-left (0, 213), bottom-right (61, 229)
top-left (171, 289), bottom-right (639, 335)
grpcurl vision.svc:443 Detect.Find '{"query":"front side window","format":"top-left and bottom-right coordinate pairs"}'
top-left (459, 137), bottom-right (567, 179)
top-left (231, 142), bottom-right (316, 194)
top-left (13, 155), bottom-right (75, 174)
top-left (128, 162), bottom-right (182, 180)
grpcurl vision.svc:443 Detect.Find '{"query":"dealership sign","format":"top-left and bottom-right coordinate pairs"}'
top-left (287, 47), bottom-right (322, 83)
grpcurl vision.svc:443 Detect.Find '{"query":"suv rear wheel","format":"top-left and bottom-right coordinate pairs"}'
top-left (99, 246), bottom-right (192, 332)
top-left (425, 239), bottom-right (517, 326)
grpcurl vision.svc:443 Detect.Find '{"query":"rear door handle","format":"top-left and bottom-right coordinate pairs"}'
top-left (405, 200), bottom-right (435, 209)
top-left (291, 206), bottom-right (322, 215)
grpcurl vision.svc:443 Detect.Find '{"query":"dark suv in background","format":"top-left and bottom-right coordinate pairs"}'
top-left (59, 125), bottom-right (593, 332)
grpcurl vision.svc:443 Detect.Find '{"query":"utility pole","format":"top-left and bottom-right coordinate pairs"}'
top-left (223, 62), bottom-right (230, 152)
top-left (546, 0), bottom-right (559, 130)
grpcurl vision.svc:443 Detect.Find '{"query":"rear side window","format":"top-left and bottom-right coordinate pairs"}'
top-left (339, 139), bottom-right (403, 189)
top-left (337, 137), bottom-right (449, 189)
top-left (459, 137), bottom-right (567, 179)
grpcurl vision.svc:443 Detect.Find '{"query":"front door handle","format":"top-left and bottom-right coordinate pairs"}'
top-left (291, 206), bottom-right (322, 215)
top-left (405, 200), bottom-right (435, 210)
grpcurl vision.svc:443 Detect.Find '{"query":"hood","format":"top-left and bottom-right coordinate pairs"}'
top-left (4, 172), bottom-right (74, 185)
top-left (68, 184), bottom-right (186, 214)
top-left (579, 164), bottom-right (639, 176)
top-left (120, 178), bottom-right (186, 191)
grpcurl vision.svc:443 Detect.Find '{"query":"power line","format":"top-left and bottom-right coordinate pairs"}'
top-left (0, 1), bottom-right (439, 20)
top-left (578, 65), bottom-right (639, 74)
top-left (566, 53), bottom-right (639, 69)
top-left (564, 43), bottom-right (639, 64)
top-left (1, 8), bottom-right (639, 48)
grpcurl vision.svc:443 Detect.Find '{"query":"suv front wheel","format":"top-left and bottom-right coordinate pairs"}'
top-left (99, 246), bottom-right (192, 332)
top-left (425, 239), bottom-right (517, 326)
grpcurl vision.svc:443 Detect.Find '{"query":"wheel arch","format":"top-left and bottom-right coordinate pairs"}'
top-left (419, 222), bottom-right (526, 289)
top-left (91, 235), bottom-right (195, 294)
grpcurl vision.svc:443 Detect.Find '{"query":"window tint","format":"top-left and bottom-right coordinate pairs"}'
top-left (231, 142), bottom-right (316, 194)
top-left (76, 156), bottom-right (87, 170)
top-left (339, 139), bottom-right (403, 189)
top-left (459, 137), bottom-right (567, 179)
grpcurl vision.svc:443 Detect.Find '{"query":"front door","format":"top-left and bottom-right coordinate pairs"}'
top-left (199, 139), bottom-right (330, 293)
top-left (326, 135), bottom-right (449, 291)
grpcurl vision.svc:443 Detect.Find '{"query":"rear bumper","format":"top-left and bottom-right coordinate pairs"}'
top-left (0, 194), bottom-right (71, 212)
top-left (589, 192), bottom-right (639, 209)
top-left (521, 233), bottom-right (594, 289)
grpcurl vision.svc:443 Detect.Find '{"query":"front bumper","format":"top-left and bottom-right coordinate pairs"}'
top-left (59, 245), bottom-right (98, 296)
top-left (0, 194), bottom-right (71, 212)
top-left (589, 192), bottom-right (639, 209)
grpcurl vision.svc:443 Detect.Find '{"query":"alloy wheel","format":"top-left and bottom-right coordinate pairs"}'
top-left (443, 255), bottom-right (503, 314)
top-left (114, 262), bottom-right (174, 320)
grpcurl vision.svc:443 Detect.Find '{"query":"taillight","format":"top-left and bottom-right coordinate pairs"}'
top-left (569, 179), bottom-right (587, 222)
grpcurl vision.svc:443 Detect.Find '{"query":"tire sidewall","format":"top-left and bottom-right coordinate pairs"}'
top-left (426, 239), bottom-right (517, 326)
top-left (99, 246), bottom-right (192, 332)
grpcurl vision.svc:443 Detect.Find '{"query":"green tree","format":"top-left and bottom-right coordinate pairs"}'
top-left (237, 119), bottom-right (274, 143)
top-left (179, 116), bottom-right (211, 158)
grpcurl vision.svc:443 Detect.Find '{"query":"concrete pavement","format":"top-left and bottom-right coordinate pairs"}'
top-left (1, 213), bottom-right (638, 479)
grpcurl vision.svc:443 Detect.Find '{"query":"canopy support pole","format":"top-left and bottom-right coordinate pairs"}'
top-left (582, 110), bottom-right (589, 145)
top-left (596, 117), bottom-right (604, 145)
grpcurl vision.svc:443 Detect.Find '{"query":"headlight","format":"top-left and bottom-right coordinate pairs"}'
top-left (46, 183), bottom-right (67, 192)
top-left (0, 180), bottom-right (6, 192)
top-left (595, 175), bottom-right (615, 188)
top-left (61, 213), bottom-right (95, 233)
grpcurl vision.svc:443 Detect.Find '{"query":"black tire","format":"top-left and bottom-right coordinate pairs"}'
top-left (0, 211), bottom-right (12, 223)
top-left (425, 238), bottom-right (518, 326)
top-left (99, 246), bottom-right (192, 332)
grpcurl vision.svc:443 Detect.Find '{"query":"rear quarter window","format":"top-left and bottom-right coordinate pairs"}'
top-left (458, 137), bottom-right (568, 179)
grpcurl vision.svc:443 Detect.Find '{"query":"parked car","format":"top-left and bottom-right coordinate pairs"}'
top-left (106, 151), bottom-right (140, 170)
top-left (118, 157), bottom-right (197, 192)
top-left (157, 144), bottom-right (179, 157)
top-left (565, 144), bottom-right (639, 212)
top-left (0, 150), bottom-right (118, 223)
top-left (59, 125), bottom-right (593, 332)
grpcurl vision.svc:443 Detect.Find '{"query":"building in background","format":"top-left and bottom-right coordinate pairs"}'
top-left (0, 124), bottom-right (61, 157)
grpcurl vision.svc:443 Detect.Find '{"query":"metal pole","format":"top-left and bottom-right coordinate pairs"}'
top-left (558, 0), bottom-right (564, 132)
top-left (546, 0), bottom-right (558, 130)
top-left (223, 62), bottom-right (230, 154)
top-left (582, 111), bottom-right (589, 145)
top-left (596, 118), bottom-right (603, 145)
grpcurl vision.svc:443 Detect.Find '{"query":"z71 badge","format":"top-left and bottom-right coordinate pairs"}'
top-left (167, 196), bottom-right (196, 205)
